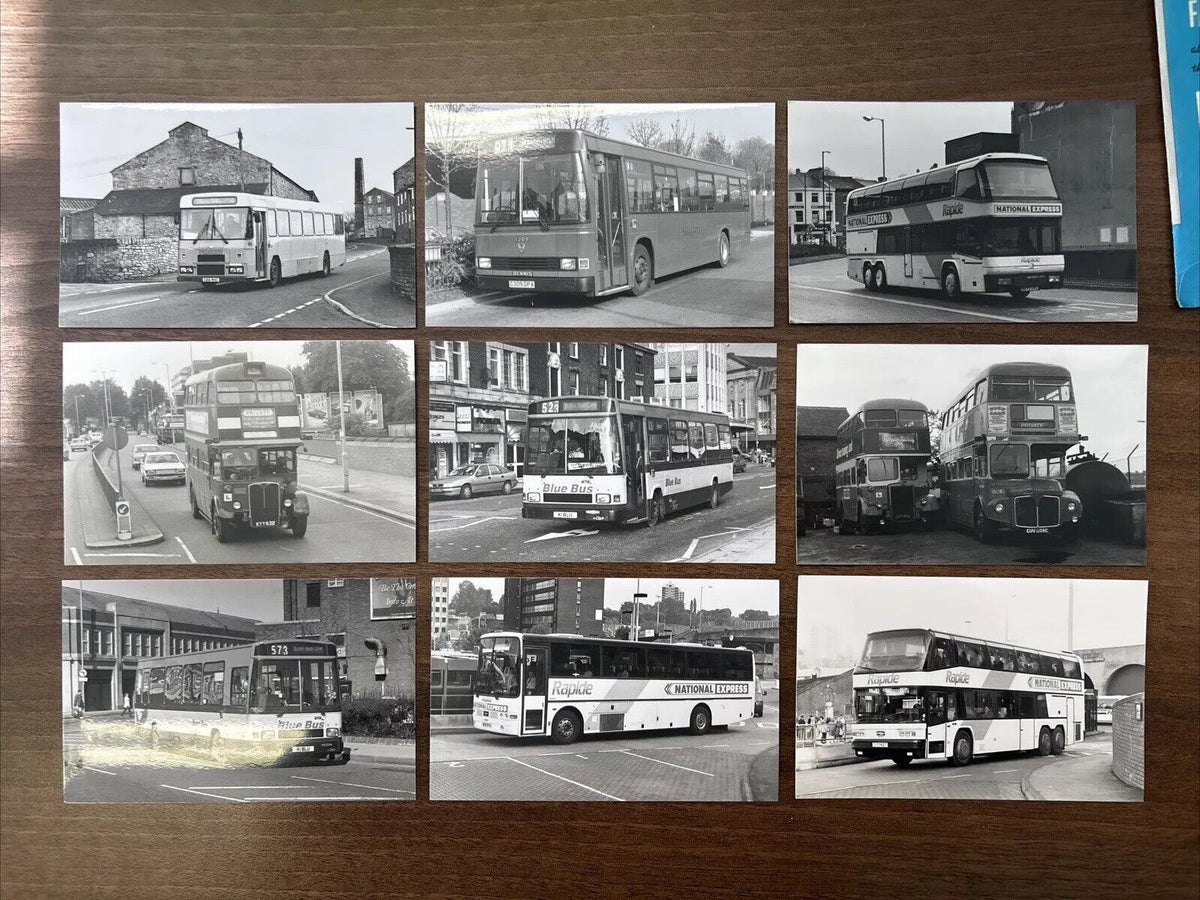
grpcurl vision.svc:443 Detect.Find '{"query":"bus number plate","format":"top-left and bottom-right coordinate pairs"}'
top-left (553, 511), bottom-right (578, 519)
top-left (871, 741), bottom-right (888, 748)
top-left (1024, 527), bottom-right (1050, 534)
top-left (508, 279), bottom-right (536, 289)
top-left (201, 277), bottom-right (220, 283)
top-left (291, 745), bottom-right (314, 753)
top-left (253, 521), bottom-right (277, 528)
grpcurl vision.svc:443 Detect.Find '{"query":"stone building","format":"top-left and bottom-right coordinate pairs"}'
top-left (362, 186), bottom-right (395, 238)
top-left (726, 351), bottom-right (778, 455)
top-left (502, 577), bottom-right (605, 637)
top-left (59, 197), bottom-right (98, 242)
top-left (393, 158), bottom-right (416, 243)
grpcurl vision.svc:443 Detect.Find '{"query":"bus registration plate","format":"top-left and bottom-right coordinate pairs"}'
top-left (201, 277), bottom-right (220, 283)
top-left (1024, 527), bottom-right (1050, 534)
top-left (508, 279), bottom-right (536, 289)
top-left (291, 745), bottom-right (314, 753)
top-left (553, 511), bottom-right (577, 519)
top-left (871, 741), bottom-right (888, 748)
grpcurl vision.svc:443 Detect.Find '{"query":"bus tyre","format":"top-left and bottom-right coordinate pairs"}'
top-left (212, 508), bottom-right (231, 544)
top-left (460, 484), bottom-right (473, 500)
top-left (1051, 727), bottom-right (1066, 755)
top-left (708, 480), bottom-right (720, 510)
top-left (630, 244), bottom-right (653, 295)
top-left (551, 710), bottom-right (582, 746)
top-left (716, 232), bottom-right (730, 268)
top-left (190, 488), bottom-right (203, 520)
top-left (973, 505), bottom-right (997, 544)
top-left (290, 515), bottom-right (308, 538)
top-left (892, 756), bottom-right (913, 767)
top-left (952, 731), bottom-right (974, 766)
top-left (268, 257), bottom-right (282, 287)
top-left (646, 492), bottom-right (663, 528)
top-left (1037, 727), bottom-right (1053, 756)
top-left (1009, 288), bottom-right (1030, 299)
top-left (874, 263), bottom-right (887, 291)
top-left (320, 251), bottom-right (331, 277)
top-left (941, 265), bottom-right (962, 300)
top-left (863, 264), bottom-right (876, 291)
top-left (689, 705), bottom-right (712, 736)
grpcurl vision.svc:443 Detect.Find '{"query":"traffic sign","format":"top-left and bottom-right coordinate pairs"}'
top-left (115, 498), bottom-right (132, 541)
top-left (103, 425), bottom-right (129, 451)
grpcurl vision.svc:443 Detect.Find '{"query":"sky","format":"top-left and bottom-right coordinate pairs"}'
top-left (728, 342), bottom-right (776, 358)
top-left (60, 103), bottom-right (415, 211)
top-left (65, 579), bottom-right (283, 623)
top-left (796, 344), bottom-right (1147, 464)
top-left (429, 102), bottom-right (774, 148)
top-left (788, 101), bottom-right (1013, 182)
top-left (796, 576), bottom-right (1148, 669)
top-left (442, 578), bottom-right (779, 617)
top-left (63, 340), bottom-right (413, 395)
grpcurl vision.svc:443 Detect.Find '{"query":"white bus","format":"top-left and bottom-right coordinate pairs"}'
top-left (178, 192), bottom-right (347, 288)
top-left (522, 396), bottom-right (734, 527)
top-left (845, 152), bottom-right (1065, 300)
top-left (849, 628), bottom-right (1085, 767)
top-left (133, 639), bottom-right (349, 765)
top-left (473, 632), bottom-right (761, 745)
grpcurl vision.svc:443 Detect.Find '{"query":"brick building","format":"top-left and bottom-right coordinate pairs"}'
top-left (362, 186), bottom-right (395, 238)
top-left (502, 577), bottom-right (605, 637)
top-left (255, 578), bottom-right (415, 701)
top-left (726, 352), bottom-right (778, 455)
top-left (428, 341), bottom-right (655, 477)
top-left (1111, 693), bottom-right (1145, 790)
top-left (648, 343), bottom-right (727, 413)
top-left (393, 158), bottom-right (416, 243)
top-left (796, 668), bottom-right (854, 720)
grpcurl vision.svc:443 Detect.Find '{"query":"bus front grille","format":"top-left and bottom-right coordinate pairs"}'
top-left (888, 484), bottom-right (917, 520)
top-left (197, 253), bottom-right (225, 276)
top-left (489, 256), bottom-right (560, 271)
top-left (248, 482), bottom-right (281, 525)
top-left (1038, 496), bottom-right (1060, 526)
top-left (1014, 495), bottom-right (1059, 527)
top-left (543, 492), bottom-right (593, 504)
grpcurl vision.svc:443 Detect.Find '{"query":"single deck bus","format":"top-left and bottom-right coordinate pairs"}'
top-left (937, 362), bottom-right (1083, 542)
top-left (178, 192), bottom-right (346, 288)
top-left (522, 395), bottom-right (733, 527)
top-left (473, 130), bottom-right (751, 297)
top-left (833, 399), bottom-right (939, 532)
top-left (849, 628), bottom-right (1086, 767)
top-left (430, 649), bottom-right (477, 716)
top-left (472, 632), bottom-right (761, 745)
top-left (133, 639), bottom-right (349, 765)
top-left (845, 152), bottom-right (1065, 300)
top-left (184, 360), bottom-right (309, 542)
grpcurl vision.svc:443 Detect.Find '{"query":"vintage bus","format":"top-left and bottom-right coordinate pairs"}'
top-left (522, 396), bottom-right (734, 527)
top-left (177, 192), bottom-right (346, 288)
top-left (937, 362), bottom-right (1083, 542)
top-left (845, 153), bottom-right (1065, 300)
top-left (430, 650), bottom-right (477, 716)
top-left (833, 399), bottom-right (939, 532)
top-left (849, 628), bottom-right (1086, 767)
top-left (473, 130), bottom-right (752, 297)
top-left (155, 411), bottom-right (185, 444)
top-left (183, 360), bottom-right (309, 542)
top-left (133, 639), bottom-right (349, 765)
top-left (472, 632), bottom-right (760, 745)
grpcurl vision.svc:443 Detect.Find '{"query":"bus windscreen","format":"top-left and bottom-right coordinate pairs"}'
top-left (478, 152), bottom-right (588, 225)
top-left (858, 630), bottom-right (931, 672)
top-left (181, 207), bottom-right (252, 241)
top-left (979, 160), bottom-right (1058, 199)
top-left (525, 415), bottom-right (622, 475)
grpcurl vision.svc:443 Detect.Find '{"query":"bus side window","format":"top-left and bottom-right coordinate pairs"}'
top-left (647, 418), bottom-right (669, 464)
top-left (697, 173), bottom-right (715, 211)
top-left (645, 647), bottom-right (670, 677)
top-left (956, 167), bottom-right (982, 200)
top-left (669, 646), bottom-right (687, 677)
top-left (703, 423), bottom-right (719, 454)
top-left (276, 210), bottom-right (290, 237)
top-left (669, 420), bottom-right (690, 463)
top-left (688, 423), bottom-right (705, 460)
top-left (717, 423), bottom-right (731, 450)
top-left (973, 444), bottom-right (987, 477)
top-left (678, 169), bottom-right (697, 212)
top-left (266, 211), bottom-right (277, 238)
top-left (230, 667), bottom-right (249, 710)
top-left (304, 212), bottom-right (315, 235)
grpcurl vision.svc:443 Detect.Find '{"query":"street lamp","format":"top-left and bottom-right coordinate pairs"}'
top-left (862, 116), bottom-right (886, 180)
top-left (820, 150), bottom-right (831, 246)
top-left (105, 600), bottom-right (123, 713)
top-left (335, 340), bottom-right (350, 493)
top-left (153, 361), bottom-right (173, 411)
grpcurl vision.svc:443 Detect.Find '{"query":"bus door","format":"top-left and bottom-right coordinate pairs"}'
top-left (521, 645), bottom-right (548, 735)
top-left (622, 415), bottom-right (646, 510)
top-left (252, 211), bottom-right (267, 278)
top-left (903, 226), bottom-right (913, 279)
top-left (595, 154), bottom-right (628, 290)
top-left (926, 688), bottom-right (950, 755)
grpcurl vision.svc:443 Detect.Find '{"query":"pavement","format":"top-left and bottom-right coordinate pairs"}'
top-left (59, 245), bottom-right (413, 328)
top-left (64, 441), bottom-right (415, 565)
top-left (68, 448), bottom-right (163, 548)
top-left (429, 465), bottom-right (776, 563)
top-left (429, 690), bottom-right (780, 801)
top-left (425, 228), bottom-right (774, 328)
top-left (796, 521), bottom-right (1145, 566)
top-left (789, 256), bottom-right (1138, 323)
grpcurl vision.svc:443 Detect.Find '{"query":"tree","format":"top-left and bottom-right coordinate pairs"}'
top-left (625, 117), bottom-right (664, 148)
top-left (450, 580), bottom-right (496, 619)
top-left (733, 136), bottom-right (775, 191)
top-left (740, 609), bottom-right (771, 622)
top-left (63, 382), bottom-right (100, 433)
top-left (425, 103), bottom-right (481, 238)
top-left (696, 131), bottom-right (733, 165)
top-left (300, 341), bottom-right (413, 426)
top-left (659, 117), bottom-right (696, 157)
top-left (129, 375), bottom-right (168, 431)
top-left (703, 607), bottom-right (734, 627)
top-left (535, 104), bottom-right (609, 137)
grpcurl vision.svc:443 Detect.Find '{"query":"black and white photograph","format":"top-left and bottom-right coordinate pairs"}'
top-left (429, 341), bottom-right (776, 563)
top-left (796, 343), bottom-right (1147, 566)
top-left (424, 102), bottom-right (775, 327)
top-left (63, 340), bottom-right (415, 565)
top-left (788, 101), bottom-right (1137, 324)
top-left (61, 578), bottom-right (415, 803)
top-left (58, 102), bottom-right (416, 328)
top-left (430, 576), bottom-right (779, 801)
top-left (795, 575), bottom-right (1147, 801)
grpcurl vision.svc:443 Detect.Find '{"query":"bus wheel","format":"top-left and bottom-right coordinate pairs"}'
top-left (716, 232), bottom-right (730, 268)
top-left (1009, 288), bottom-right (1030, 299)
top-left (551, 710), bottom-right (582, 745)
top-left (952, 730), bottom-right (974, 766)
top-left (863, 263), bottom-right (876, 290)
top-left (290, 515), bottom-right (308, 538)
top-left (874, 263), bottom-right (887, 291)
top-left (268, 256), bottom-right (282, 287)
top-left (941, 266), bottom-right (961, 300)
top-left (972, 505), bottom-right (996, 544)
top-left (1037, 727), bottom-right (1053, 756)
top-left (190, 487), bottom-right (203, 520)
top-left (708, 480), bottom-right (720, 509)
top-left (460, 484), bottom-right (473, 500)
top-left (212, 507), bottom-right (231, 543)
top-left (630, 244), bottom-right (653, 295)
top-left (646, 492), bottom-right (663, 527)
top-left (892, 756), bottom-right (913, 767)
top-left (688, 705), bottom-right (712, 735)
top-left (320, 251), bottom-right (331, 277)
top-left (1051, 727), bottom-right (1066, 755)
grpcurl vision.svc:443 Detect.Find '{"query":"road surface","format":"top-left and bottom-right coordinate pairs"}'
top-left (429, 466), bottom-right (776, 563)
top-left (431, 689), bottom-right (779, 801)
top-left (427, 228), bottom-right (774, 328)
top-left (789, 257), bottom-right (1137, 323)
top-left (59, 245), bottom-right (414, 328)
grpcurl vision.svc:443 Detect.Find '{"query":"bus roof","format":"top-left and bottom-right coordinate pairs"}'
top-left (480, 631), bottom-right (752, 653)
top-left (847, 152), bottom-right (1049, 199)
top-left (184, 359), bottom-right (294, 387)
top-left (180, 192), bottom-right (337, 213)
top-left (528, 394), bottom-right (731, 424)
top-left (865, 627), bottom-right (1082, 661)
top-left (482, 129), bottom-right (750, 178)
top-left (841, 398), bottom-right (931, 425)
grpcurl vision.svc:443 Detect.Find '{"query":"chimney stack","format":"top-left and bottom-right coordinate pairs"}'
top-left (354, 158), bottom-right (365, 235)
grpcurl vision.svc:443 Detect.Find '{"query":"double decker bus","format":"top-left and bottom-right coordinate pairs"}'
top-left (473, 130), bottom-right (751, 298)
top-left (849, 628), bottom-right (1085, 767)
top-left (472, 632), bottom-right (760, 745)
top-left (522, 396), bottom-right (733, 527)
top-left (183, 360), bottom-right (309, 542)
top-left (133, 639), bottom-right (349, 765)
top-left (155, 411), bottom-right (185, 444)
top-left (937, 362), bottom-right (1083, 542)
top-left (845, 153), bottom-right (1065, 300)
top-left (833, 399), bottom-right (939, 532)
top-left (177, 192), bottom-right (346, 288)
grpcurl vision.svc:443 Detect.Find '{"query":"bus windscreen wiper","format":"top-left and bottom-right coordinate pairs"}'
top-left (489, 203), bottom-right (517, 231)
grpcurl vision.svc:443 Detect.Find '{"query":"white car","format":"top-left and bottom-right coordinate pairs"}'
top-left (130, 443), bottom-right (160, 470)
top-left (140, 451), bottom-right (186, 486)
top-left (69, 436), bottom-right (90, 452)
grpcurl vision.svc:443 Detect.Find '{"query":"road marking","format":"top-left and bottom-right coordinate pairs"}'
top-left (83, 765), bottom-right (117, 776)
top-left (83, 552), bottom-right (181, 558)
top-left (175, 536), bottom-right (197, 564)
top-left (190, 785), bottom-right (309, 790)
top-left (758, 484), bottom-right (775, 490)
top-left (618, 749), bottom-right (713, 776)
top-left (940, 773), bottom-right (972, 779)
top-left (702, 744), bottom-right (729, 748)
top-left (524, 528), bottom-right (600, 543)
top-left (160, 783), bottom-right (246, 802)
top-left (508, 756), bottom-right (625, 801)
top-left (308, 492), bottom-right (416, 529)
top-left (575, 754), bottom-right (588, 760)
top-left (430, 515), bottom-right (520, 533)
top-left (672, 526), bottom-right (751, 561)
top-left (994, 769), bottom-right (1018, 773)
top-left (797, 284), bottom-right (1036, 323)
top-left (243, 795), bottom-right (391, 802)
top-left (249, 297), bottom-right (324, 328)
top-left (681, 538), bottom-right (700, 559)
top-left (76, 296), bottom-right (163, 316)
top-left (800, 777), bottom-right (923, 795)
top-left (290, 775), bottom-right (414, 794)
top-left (69, 547), bottom-right (83, 565)
top-left (322, 271), bottom-right (393, 327)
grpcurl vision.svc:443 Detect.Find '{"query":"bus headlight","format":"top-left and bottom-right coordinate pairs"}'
top-left (232, 501), bottom-right (241, 510)
top-left (477, 257), bottom-right (492, 269)
top-left (1065, 500), bottom-right (1078, 512)
top-left (577, 258), bottom-right (590, 270)
top-left (595, 493), bottom-right (612, 504)
top-left (283, 498), bottom-right (293, 507)
top-left (993, 501), bottom-right (1006, 513)
top-left (525, 492), bottom-right (541, 502)
top-left (325, 726), bottom-right (341, 738)
top-left (227, 264), bottom-right (243, 274)
top-left (179, 265), bottom-right (194, 274)
top-left (560, 258), bottom-right (578, 270)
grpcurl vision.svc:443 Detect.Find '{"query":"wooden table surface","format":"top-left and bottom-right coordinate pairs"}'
top-left (2, 1), bottom-right (1197, 896)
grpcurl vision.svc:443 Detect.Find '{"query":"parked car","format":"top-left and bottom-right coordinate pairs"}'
top-left (140, 451), bottom-right (186, 486)
top-left (430, 464), bottom-right (518, 500)
top-left (732, 449), bottom-right (748, 473)
top-left (130, 443), bottom-right (160, 470)
top-left (69, 436), bottom-right (90, 452)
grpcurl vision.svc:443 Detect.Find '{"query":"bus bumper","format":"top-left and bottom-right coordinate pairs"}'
top-left (522, 504), bottom-right (624, 522)
top-left (852, 739), bottom-right (926, 761)
top-left (983, 272), bottom-right (1062, 292)
top-left (277, 736), bottom-right (347, 765)
top-left (477, 274), bottom-right (597, 294)
top-left (177, 274), bottom-right (251, 284)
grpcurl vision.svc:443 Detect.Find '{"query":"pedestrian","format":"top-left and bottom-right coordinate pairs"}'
top-left (122, 692), bottom-right (132, 718)
top-left (72, 689), bottom-right (85, 719)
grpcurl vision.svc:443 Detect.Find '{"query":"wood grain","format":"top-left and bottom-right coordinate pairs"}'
top-left (1, 0), bottom-right (1197, 896)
